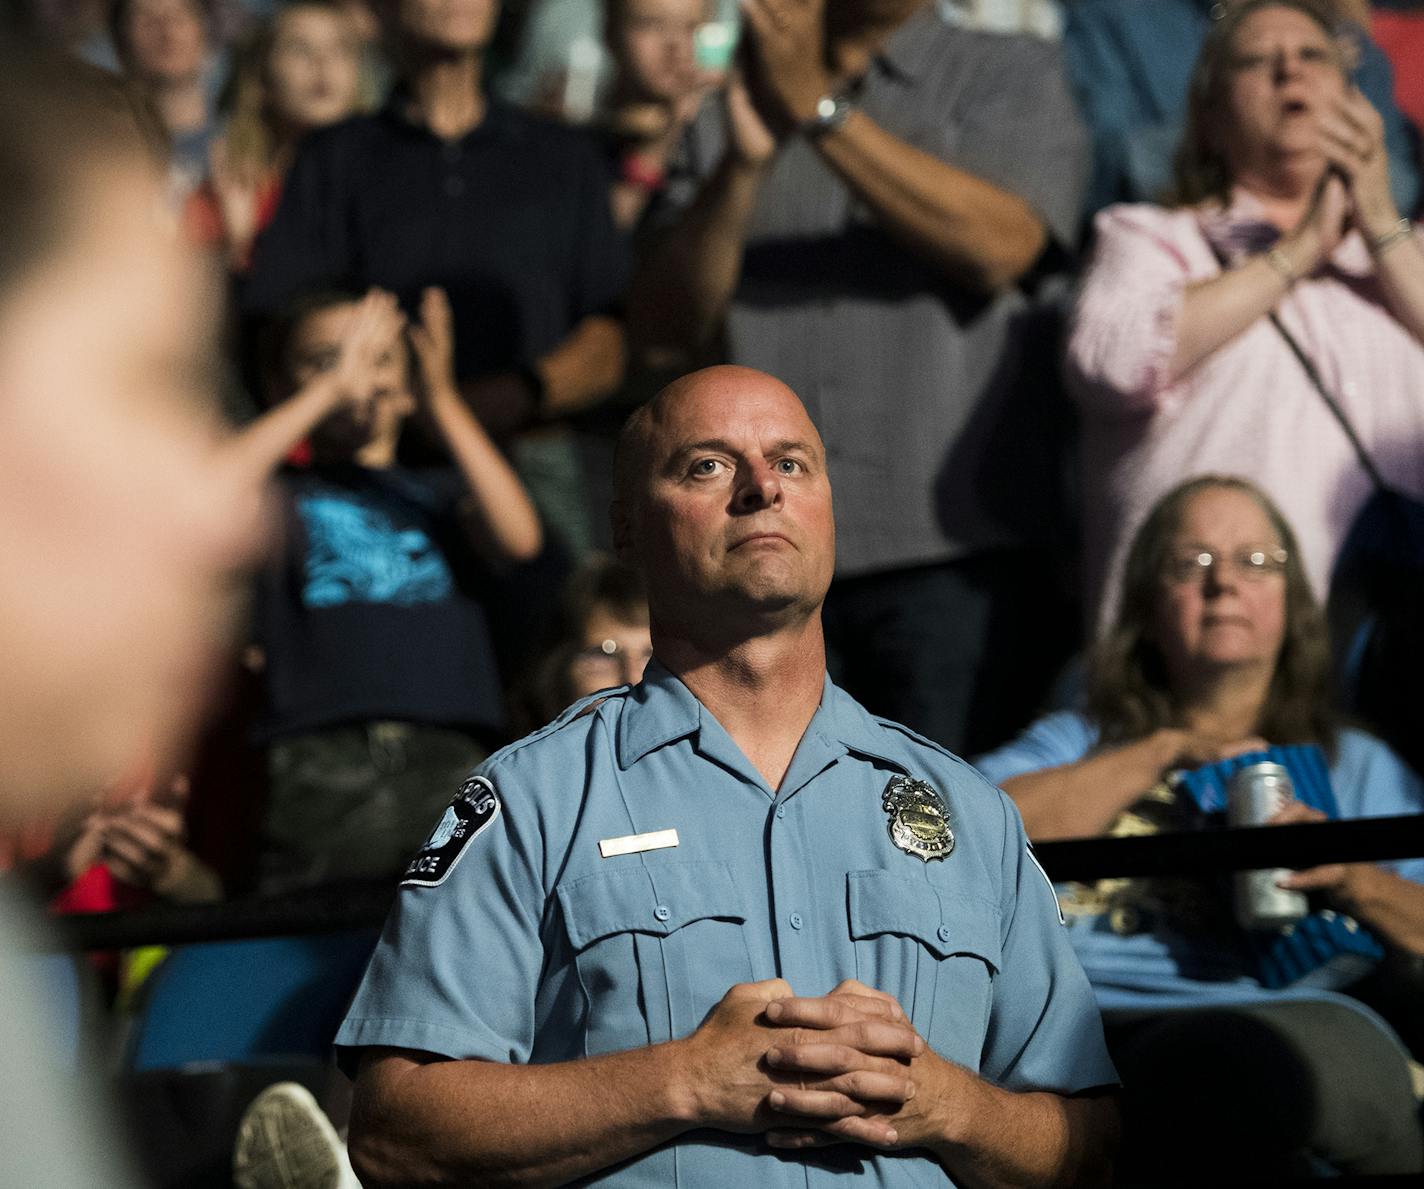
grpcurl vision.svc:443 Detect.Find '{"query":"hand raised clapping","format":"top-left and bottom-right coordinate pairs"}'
top-left (1286, 89), bottom-right (1404, 275)
top-left (738, 0), bottom-right (833, 129)
top-left (408, 286), bottom-right (460, 404)
top-left (328, 288), bottom-right (408, 415)
top-left (1314, 88), bottom-right (1399, 239)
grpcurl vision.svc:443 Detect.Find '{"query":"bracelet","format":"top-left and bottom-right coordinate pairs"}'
top-left (1369, 217), bottom-right (1415, 255)
top-left (1264, 245), bottom-right (1299, 288)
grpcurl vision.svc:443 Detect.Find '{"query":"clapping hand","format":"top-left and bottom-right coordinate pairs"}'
top-left (739, 0), bottom-right (833, 128)
top-left (724, 66), bottom-right (779, 166)
top-left (330, 288), bottom-right (408, 416)
top-left (1284, 89), bottom-right (1398, 276)
top-left (408, 286), bottom-right (460, 405)
top-left (1314, 88), bottom-right (1400, 240)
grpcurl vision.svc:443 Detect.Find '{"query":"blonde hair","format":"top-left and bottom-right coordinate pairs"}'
top-left (217, 1), bottom-right (369, 179)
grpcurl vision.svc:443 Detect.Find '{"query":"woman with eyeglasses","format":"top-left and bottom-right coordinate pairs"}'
top-left (976, 474), bottom-right (1424, 1181)
top-left (1066, 0), bottom-right (1424, 631)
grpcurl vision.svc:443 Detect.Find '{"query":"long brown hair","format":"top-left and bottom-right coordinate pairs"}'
top-left (1170, 0), bottom-right (1348, 207)
top-left (218, 1), bottom-right (368, 180)
top-left (1086, 476), bottom-right (1336, 753)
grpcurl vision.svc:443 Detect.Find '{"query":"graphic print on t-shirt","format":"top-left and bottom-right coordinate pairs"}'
top-left (297, 493), bottom-right (454, 608)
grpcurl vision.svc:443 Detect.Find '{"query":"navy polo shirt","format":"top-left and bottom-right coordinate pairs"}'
top-left (242, 97), bottom-right (630, 380)
top-left (337, 661), bottom-right (1117, 1186)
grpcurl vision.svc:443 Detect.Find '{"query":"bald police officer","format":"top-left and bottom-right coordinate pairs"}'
top-left (337, 365), bottom-right (1120, 1187)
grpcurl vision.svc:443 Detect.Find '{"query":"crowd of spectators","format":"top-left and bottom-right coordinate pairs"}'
top-left (5, 0), bottom-right (1424, 1183)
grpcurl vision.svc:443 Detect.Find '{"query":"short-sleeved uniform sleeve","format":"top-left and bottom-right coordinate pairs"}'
top-left (333, 768), bottom-right (549, 1074)
top-left (973, 711), bottom-right (1099, 787)
top-left (981, 791), bottom-right (1119, 1094)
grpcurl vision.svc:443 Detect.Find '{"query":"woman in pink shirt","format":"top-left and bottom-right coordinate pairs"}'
top-left (1066, 0), bottom-right (1424, 629)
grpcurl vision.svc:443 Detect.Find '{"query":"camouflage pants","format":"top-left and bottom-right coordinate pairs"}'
top-left (258, 722), bottom-right (487, 896)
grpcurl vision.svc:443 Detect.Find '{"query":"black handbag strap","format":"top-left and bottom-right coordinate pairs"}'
top-left (1206, 236), bottom-right (1391, 495)
top-left (1264, 310), bottom-right (1390, 494)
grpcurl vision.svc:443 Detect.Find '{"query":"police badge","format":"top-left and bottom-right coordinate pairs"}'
top-left (882, 776), bottom-right (954, 861)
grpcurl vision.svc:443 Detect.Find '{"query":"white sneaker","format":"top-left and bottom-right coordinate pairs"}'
top-left (233, 1081), bottom-right (361, 1189)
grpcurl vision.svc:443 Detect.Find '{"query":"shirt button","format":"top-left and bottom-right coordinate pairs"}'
top-left (775, 805), bottom-right (786, 819)
top-left (653, 904), bottom-right (671, 922)
top-left (445, 175), bottom-right (466, 198)
top-left (789, 912), bottom-right (804, 930)
top-left (936, 924), bottom-right (952, 943)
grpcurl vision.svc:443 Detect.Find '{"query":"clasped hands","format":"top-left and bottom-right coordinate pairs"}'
top-left (679, 977), bottom-right (949, 1152)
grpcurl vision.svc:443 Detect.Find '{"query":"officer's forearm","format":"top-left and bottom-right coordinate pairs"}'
top-left (349, 1044), bottom-right (706, 1188)
top-left (924, 1060), bottom-right (1119, 1189)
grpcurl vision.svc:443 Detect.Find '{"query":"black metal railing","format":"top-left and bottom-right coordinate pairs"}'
top-left (35, 813), bottom-right (1424, 951)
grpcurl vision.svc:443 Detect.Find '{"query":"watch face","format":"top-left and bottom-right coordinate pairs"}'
top-left (816, 95), bottom-right (839, 121)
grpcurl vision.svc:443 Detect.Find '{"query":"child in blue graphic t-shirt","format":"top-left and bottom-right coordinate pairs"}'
top-left (234, 286), bottom-right (542, 893)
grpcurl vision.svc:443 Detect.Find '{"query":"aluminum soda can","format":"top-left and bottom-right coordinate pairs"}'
top-left (1227, 762), bottom-right (1310, 930)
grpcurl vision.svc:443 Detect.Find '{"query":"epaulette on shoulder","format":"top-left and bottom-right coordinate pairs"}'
top-left (872, 717), bottom-right (1000, 793)
top-left (483, 686), bottom-right (633, 769)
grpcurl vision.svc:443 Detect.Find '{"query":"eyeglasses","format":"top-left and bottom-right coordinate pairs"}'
top-left (1161, 546), bottom-right (1289, 584)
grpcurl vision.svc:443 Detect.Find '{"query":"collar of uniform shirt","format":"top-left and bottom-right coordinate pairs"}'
top-left (616, 658), bottom-right (914, 775)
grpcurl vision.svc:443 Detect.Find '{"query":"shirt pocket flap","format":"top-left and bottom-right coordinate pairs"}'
top-left (559, 860), bottom-right (748, 951)
top-left (847, 870), bottom-right (1002, 970)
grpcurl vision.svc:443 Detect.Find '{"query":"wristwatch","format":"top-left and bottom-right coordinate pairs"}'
top-left (802, 94), bottom-right (853, 139)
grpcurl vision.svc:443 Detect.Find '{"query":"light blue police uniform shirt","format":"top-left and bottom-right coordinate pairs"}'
top-left (336, 663), bottom-right (1118, 1186)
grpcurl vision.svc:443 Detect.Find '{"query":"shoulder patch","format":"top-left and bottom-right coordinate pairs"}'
top-left (1026, 841), bottom-right (1066, 925)
top-left (402, 775), bottom-right (501, 888)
